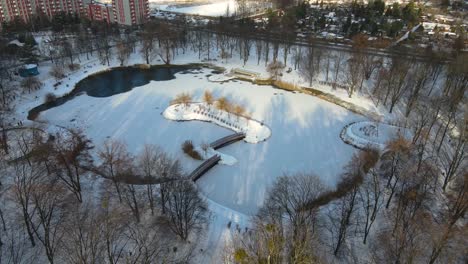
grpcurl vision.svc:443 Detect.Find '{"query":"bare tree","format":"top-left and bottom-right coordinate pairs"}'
top-left (439, 115), bottom-right (466, 191)
top-left (62, 203), bottom-right (106, 264)
top-left (171, 92), bottom-right (192, 106)
top-left (266, 61), bottom-right (285, 80)
top-left (203, 90), bottom-right (214, 106)
top-left (241, 37), bottom-right (252, 66)
top-left (327, 153), bottom-right (364, 256)
top-left (0, 224), bottom-right (38, 264)
top-left (11, 159), bottom-right (43, 247)
top-left (155, 152), bottom-right (183, 215)
top-left (116, 41), bottom-right (131, 66)
top-left (165, 180), bottom-right (207, 240)
top-left (49, 65), bottom-right (66, 82)
top-left (326, 53), bottom-right (342, 88)
top-left (101, 197), bottom-right (131, 264)
top-left (216, 97), bottom-right (230, 113)
top-left (259, 173), bottom-right (326, 262)
top-left (381, 57), bottom-right (411, 113)
top-left (299, 45), bottom-right (316, 86)
top-left (390, 161), bottom-right (436, 237)
top-left (50, 130), bottom-right (93, 202)
top-left (404, 61), bottom-right (430, 117)
top-left (0, 68), bottom-right (15, 115)
top-left (358, 163), bottom-right (383, 244)
top-left (255, 39), bottom-right (263, 65)
top-left (121, 183), bottom-right (144, 223)
top-left (157, 23), bottom-right (177, 65)
top-left (137, 144), bottom-right (162, 215)
top-left (125, 222), bottom-right (166, 263)
top-left (30, 181), bottom-right (68, 264)
top-left (21, 77), bottom-right (42, 93)
top-left (95, 29), bottom-right (113, 66)
top-left (427, 172), bottom-right (467, 264)
top-left (380, 136), bottom-right (412, 208)
top-left (97, 140), bottom-right (133, 202)
top-left (344, 56), bottom-right (363, 97)
top-left (371, 215), bottom-right (427, 264)
top-left (60, 39), bottom-right (74, 65)
top-left (351, 34), bottom-right (381, 80)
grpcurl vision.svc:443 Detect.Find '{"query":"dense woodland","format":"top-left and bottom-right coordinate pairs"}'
top-left (0, 1), bottom-right (467, 263)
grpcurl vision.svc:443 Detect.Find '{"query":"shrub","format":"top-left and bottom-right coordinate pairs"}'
top-left (234, 248), bottom-right (249, 263)
top-left (203, 90), bottom-right (214, 105)
top-left (267, 61), bottom-right (285, 80)
top-left (233, 104), bottom-right (246, 117)
top-left (171, 93), bottom-right (192, 106)
top-left (49, 65), bottom-right (66, 81)
top-left (68, 63), bottom-right (80, 71)
top-left (216, 97), bottom-right (230, 112)
top-left (44, 93), bottom-right (56, 104)
top-left (182, 140), bottom-right (202, 160)
top-left (21, 77), bottom-right (42, 93)
top-left (28, 110), bottom-right (39, 120)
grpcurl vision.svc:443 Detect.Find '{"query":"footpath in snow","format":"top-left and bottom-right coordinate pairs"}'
top-left (163, 102), bottom-right (272, 144)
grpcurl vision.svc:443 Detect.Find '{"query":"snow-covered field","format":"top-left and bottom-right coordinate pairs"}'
top-left (37, 67), bottom-right (363, 215)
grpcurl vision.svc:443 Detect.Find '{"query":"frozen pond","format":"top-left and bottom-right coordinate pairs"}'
top-left (35, 65), bottom-right (363, 215)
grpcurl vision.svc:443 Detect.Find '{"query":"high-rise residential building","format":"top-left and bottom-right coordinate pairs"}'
top-left (0, 0), bottom-right (147, 25)
top-left (112, 0), bottom-right (148, 26)
top-left (0, 0), bottom-right (34, 22)
top-left (87, 0), bottom-right (113, 23)
top-left (0, 0), bottom-right (86, 23)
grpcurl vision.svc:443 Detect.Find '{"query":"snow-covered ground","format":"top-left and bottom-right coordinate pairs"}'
top-left (153, 0), bottom-right (237, 17)
top-left (163, 102), bottom-right (271, 143)
top-left (10, 34), bottom-right (397, 262)
top-left (196, 145), bottom-right (238, 165)
top-left (341, 121), bottom-right (410, 150)
top-left (37, 67), bottom-right (363, 215)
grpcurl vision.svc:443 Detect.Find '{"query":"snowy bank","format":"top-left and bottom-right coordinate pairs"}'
top-left (163, 102), bottom-right (271, 144)
top-left (207, 74), bottom-right (235, 83)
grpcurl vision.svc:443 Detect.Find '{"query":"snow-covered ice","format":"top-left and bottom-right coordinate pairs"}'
top-left (37, 67), bottom-right (363, 215)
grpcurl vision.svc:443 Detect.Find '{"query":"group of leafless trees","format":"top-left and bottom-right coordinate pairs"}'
top-left (225, 38), bottom-right (466, 261)
top-left (228, 132), bottom-right (466, 262)
top-left (0, 128), bottom-right (208, 263)
top-left (35, 20), bottom-right (181, 70)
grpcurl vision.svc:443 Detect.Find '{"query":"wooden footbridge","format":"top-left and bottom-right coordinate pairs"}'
top-left (190, 155), bottom-right (221, 182)
top-left (210, 132), bottom-right (245, 150)
top-left (89, 133), bottom-right (246, 184)
top-left (189, 132), bottom-right (246, 182)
